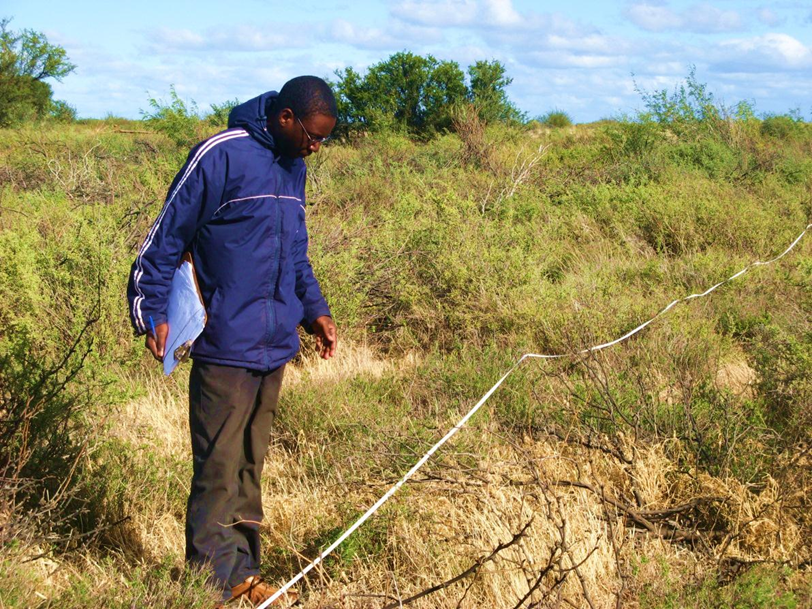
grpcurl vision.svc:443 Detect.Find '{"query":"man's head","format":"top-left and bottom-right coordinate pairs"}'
top-left (267, 76), bottom-right (337, 158)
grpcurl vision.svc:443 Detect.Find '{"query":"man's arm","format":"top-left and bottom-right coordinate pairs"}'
top-left (292, 207), bottom-right (336, 359)
top-left (126, 140), bottom-right (226, 357)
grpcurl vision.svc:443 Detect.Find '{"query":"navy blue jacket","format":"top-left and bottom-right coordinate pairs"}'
top-left (127, 92), bottom-right (331, 371)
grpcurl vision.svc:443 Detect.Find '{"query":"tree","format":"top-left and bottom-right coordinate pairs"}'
top-left (333, 53), bottom-right (522, 136)
top-left (334, 52), bottom-right (469, 135)
top-left (467, 60), bottom-right (523, 123)
top-left (0, 18), bottom-right (77, 126)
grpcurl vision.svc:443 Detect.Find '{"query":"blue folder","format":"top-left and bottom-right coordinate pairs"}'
top-left (163, 259), bottom-right (207, 375)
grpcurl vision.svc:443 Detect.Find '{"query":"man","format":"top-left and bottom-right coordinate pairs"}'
top-left (127, 76), bottom-right (338, 606)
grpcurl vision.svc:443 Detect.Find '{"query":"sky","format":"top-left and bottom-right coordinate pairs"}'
top-left (3, 0), bottom-right (812, 123)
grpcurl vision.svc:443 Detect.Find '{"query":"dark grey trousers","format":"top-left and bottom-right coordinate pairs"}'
top-left (186, 360), bottom-right (285, 599)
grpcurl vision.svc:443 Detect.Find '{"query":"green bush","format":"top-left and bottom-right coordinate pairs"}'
top-left (332, 53), bottom-right (522, 136)
top-left (635, 66), bottom-right (721, 137)
top-left (538, 109), bottom-right (572, 128)
top-left (761, 114), bottom-right (803, 139)
top-left (141, 85), bottom-right (202, 147)
top-left (50, 98), bottom-right (77, 122)
top-left (206, 98), bottom-right (240, 128)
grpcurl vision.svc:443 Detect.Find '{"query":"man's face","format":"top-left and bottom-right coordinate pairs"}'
top-left (271, 109), bottom-right (336, 158)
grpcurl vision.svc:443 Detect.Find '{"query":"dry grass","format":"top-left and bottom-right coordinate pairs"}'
top-left (7, 334), bottom-right (808, 608)
top-left (285, 341), bottom-right (421, 387)
top-left (77, 340), bottom-right (805, 608)
top-left (715, 360), bottom-right (758, 398)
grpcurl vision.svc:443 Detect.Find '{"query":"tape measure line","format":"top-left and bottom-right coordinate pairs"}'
top-left (257, 223), bottom-right (810, 609)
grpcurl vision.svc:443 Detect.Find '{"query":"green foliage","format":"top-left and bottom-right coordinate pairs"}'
top-left (332, 52), bottom-right (521, 136)
top-left (333, 51), bottom-right (468, 135)
top-left (750, 323), bottom-right (812, 434)
top-left (0, 17), bottom-right (76, 126)
top-left (468, 59), bottom-right (524, 123)
top-left (538, 109), bottom-right (573, 128)
top-left (0, 128), bottom-right (165, 554)
top-left (141, 85), bottom-right (202, 147)
top-left (0, 546), bottom-right (218, 608)
top-left (0, 74), bottom-right (51, 125)
top-left (206, 97), bottom-right (240, 127)
top-left (635, 65), bottom-right (721, 136)
top-left (50, 97), bottom-right (77, 122)
top-left (0, 183), bottom-right (131, 463)
top-left (638, 564), bottom-right (799, 609)
top-left (603, 116), bottom-right (663, 178)
top-left (603, 69), bottom-right (812, 188)
top-left (0, 17), bottom-right (75, 80)
top-left (760, 113), bottom-right (803, 139)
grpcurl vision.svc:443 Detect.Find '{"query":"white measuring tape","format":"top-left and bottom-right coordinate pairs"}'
top-left (259, 223), bottom-right (811, 608)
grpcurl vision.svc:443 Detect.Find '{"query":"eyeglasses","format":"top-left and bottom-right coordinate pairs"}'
top-left (296, 115), bottom-right (331, 147)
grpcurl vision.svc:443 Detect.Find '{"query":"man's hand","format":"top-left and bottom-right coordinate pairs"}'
top-left (312, 315), bottom-right (337, 359)
top-left (145, 322), bottom-right (169, 361)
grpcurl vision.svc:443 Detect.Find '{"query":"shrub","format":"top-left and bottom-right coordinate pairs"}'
top-left (451, 103), bottom-right (492, 168)
top-left (538, 110), bottom-right (572, 128)
top-left (141, 85), bottom-right (201, 147)
top-left (206, 98), bottom-right (240, 128)
top-left (760, 114), bottom-right (803, 139)
top-left (0, 207), bottom-right (125, 540)
top-left (635, 65), bottom-right (721, 136)
top-left (49, 98), bottom-right (77, 122)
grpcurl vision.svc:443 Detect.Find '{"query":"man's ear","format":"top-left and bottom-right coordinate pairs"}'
top-left (277, 107), bottom-right (294, 128)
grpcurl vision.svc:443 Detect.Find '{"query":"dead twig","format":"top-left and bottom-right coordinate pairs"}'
top-left (380, 518), bottom-right (534, 609)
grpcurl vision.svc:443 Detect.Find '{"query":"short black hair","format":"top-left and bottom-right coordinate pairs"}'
top-left (271, 75), bottom-right (337, 119)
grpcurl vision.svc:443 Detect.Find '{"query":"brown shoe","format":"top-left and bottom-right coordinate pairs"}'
top-left (227, 576), bottom-right (298, 606)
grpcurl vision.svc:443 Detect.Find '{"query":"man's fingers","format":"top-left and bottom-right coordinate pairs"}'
top-left (145, 335), bottom-right (162, 361)
top-left (311, 316), bottom-right (337, 360)
top-left (321, 325), bottom-right (337, 359)
top-left (156, 323), bottom-right (168, 357)
top-left (327, 322), bottom-right (337, 357)
top-left (144, 322), bottom-right (169, 362)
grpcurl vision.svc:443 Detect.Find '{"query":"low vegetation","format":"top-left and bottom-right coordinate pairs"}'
top-left (537, 110), bottom-right (573, 129)
top-left (1, 72), bottom-right (810, 608)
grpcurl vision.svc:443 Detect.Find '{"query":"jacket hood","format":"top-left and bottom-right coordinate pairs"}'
top-left (228, 91), bottom-right (278, 150)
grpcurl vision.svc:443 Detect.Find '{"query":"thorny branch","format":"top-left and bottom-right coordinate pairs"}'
top-left (380, 519), bottom-right (534, 609)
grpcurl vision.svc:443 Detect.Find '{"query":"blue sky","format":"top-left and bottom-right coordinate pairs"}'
top-left (4, 0), bottom-right (812, 122)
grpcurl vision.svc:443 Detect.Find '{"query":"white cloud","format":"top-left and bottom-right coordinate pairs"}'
top-left (43, 1), bottom-right (812, 123)
top-left (625, 2), bottom-right (743, 33)
top-left (146, 25), bottom-right (301, 53)
top-left (391, 0), bottom-right (479, 27)
top-left (391, 0), bottom-right (528, 29)
top-left (329, 18), bottom-right (443, 50)
top-left (330, 19), bottom-right (395, 49)
top-left (755, 7), bottom-right (784, 27)
top-left (524, 51), bottom-right (618, 69)
top-left (625, 2), bottom-right (682, 31)
top-left (715, 33), bottom-right (812, 71)
top-left (482, 0), bottom-right (522, 27)
top-left (545, 34), bottom-right (636, 55)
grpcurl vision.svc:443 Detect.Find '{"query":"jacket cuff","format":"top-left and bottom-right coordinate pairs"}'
top-left (301, 306), bottom-right (332, 335)
top-left (133, 312), bottom-right (167, 336)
